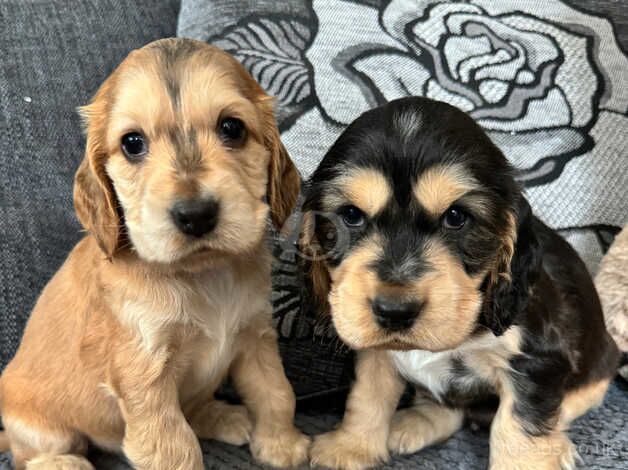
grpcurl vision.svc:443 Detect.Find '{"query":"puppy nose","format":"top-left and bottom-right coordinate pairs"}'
top-left (170, 198), bottom-right (220, 238)
top-left (372, 297), bottom-right (423, 331)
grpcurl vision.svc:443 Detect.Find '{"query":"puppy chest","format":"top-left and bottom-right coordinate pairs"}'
top-left (390, 350), bottom-right (456, 399)
top-left (177, 333), bottom-right (234, 404)
top-left (390, 349), bottom-right (495, 407)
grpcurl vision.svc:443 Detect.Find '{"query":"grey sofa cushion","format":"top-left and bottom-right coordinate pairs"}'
top-left (0, 0), bottom-right (180, 371)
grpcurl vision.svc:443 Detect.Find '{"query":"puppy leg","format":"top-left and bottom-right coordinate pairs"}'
top-left (115, 350), bottom-right (203, 470)
top-left (388, 395), bottom-right (463, 455)
top-left (230, 318), bottom-right (310, 468)
top-left (189, 400), bottom-right (253, 446)
top-left (310, 350), bottom-right (405, 470)
top-left (3, 416), bottom-right (91, 470)
top-left (489, 392), bottom-right (576, 470)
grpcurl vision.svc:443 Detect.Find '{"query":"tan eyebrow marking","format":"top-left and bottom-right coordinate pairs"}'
top-left (414, 164), bottom-right (479, 216)
top-left (324, 167), bottom-right (392, 217)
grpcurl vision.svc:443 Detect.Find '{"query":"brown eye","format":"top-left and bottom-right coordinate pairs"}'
top-left (443, 206), bottom-right (467, 230)
top-left (339, 205), bottom-right (366, 227)
top-left (121, 132), bottom-right (148, 162)
top-left (219, 117), bottom-right (246, 146)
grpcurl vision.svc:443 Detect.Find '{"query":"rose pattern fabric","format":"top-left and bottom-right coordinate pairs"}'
top-left (312, 1), bottom-right (605, 185)
top-left (179, 0), bottom-right (628, 349)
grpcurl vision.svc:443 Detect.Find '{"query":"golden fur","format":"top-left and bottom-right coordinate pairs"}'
top-left (596, 224), bottom-right (628, 352)
top-left (323, 168), bottom-right (392, 218)
top-left (413, 164), bottom-right (479, 217)
top-left (0, 38), bottom-right (307, 469)
top-left (310, 350), bottom-right (404, 470)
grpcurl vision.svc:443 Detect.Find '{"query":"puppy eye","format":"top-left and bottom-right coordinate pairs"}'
top-left (339, 205), bottom-right (366, 227)
top-left (219, 117), bottom-right (246, 146)
top-left (443, 206), bottom-right (467, 230)
top-left (121, 132), bottom-right (148, 162)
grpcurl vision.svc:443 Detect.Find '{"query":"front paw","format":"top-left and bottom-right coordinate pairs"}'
top-left (310, 430), bottom-right (388, 470)
top-left (210, 404), bottom-right (253, 446)
top-left (388, 408), bottom-right (429, 455)
top-left (250, 426), bottom-right (310, 468)
top-left (124, 420), bottom-right (203, 470)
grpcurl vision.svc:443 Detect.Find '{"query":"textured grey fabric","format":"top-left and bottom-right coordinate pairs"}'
top-left (1, 380), bottom-right (624, 469)
top-left (0, 0), bottom-right (180, 370)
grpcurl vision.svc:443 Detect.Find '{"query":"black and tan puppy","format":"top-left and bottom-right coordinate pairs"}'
top-left (302, 97), bottom-right (620, 470)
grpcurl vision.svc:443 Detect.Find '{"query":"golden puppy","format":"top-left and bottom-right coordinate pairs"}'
top-left (0, 38), bottom-right (309, 470)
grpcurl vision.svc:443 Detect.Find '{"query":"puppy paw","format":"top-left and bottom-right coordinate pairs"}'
top-left (560, 438), bottom-right (581, 470)
top-left (211, 404), bottom-right (253, 446)
top-left (387, 408), bottom-right (430, 455)
top-left (310, 430), bottom-right (387, 470)
top-left (251, 426), bottom-right (310, 468)
top-left (26, 454), bottom-right (95, 470)
top-left (388, 402), bottom-right (462, 456)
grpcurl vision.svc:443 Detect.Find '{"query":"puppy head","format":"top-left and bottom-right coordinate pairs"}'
top-left (74, 38), bottom-right (299, 266)
top-left (302, 97), bottom-right (540, 351)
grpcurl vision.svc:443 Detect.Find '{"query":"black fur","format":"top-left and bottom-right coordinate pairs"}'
top-left (303, 97), bottom-right (620, 437)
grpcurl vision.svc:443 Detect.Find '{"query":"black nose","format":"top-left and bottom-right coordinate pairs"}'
top-left (170, 198), bottom-right (220, 238)
top-left (372, 297), bottom-right (423, 331)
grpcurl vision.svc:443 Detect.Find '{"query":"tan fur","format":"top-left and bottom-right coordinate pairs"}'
top-left (487, 347), bottom-right (610, 470)
top-left (595, 224), bottom-right (628, 352)
top-left (230, 317), bottom-right (310, 467)
top-left (559, 379), bottom-right (611, 427)
top-left (300, 211), bottom-right (332, 311)
top-left (490, 383), bottom-right (577, 470)
top-left (310, 350), bottom-right (405, 470)
top-left (25, 454), bottom-right (95, 470)
top-left (387, 396), bottom-right (463, 455)
top-left (328, 235), bottom-right (482, 351)
top-left (324, 168), bottom-right (392, 217)
top-left (0, 39), bottom-right (305, 469)
top-left (413, 164), bottom-right (479, 217)
top-left (462, 327), bottom-right (522, 385)
top-left (493, 209), bottom-right (517, 283)
top-left (0, 432), bottom-right (8, 453)
top-left (488, 377), bottom-right (611, 470)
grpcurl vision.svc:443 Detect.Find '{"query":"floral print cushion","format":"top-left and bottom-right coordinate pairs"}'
top-left (178, 0), bottom-right (628, 398)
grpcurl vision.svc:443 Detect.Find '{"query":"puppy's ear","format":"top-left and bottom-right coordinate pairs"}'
top-left (481, 197), bottom-right (542, 335)
top-left (257, 96), bottom-right (301, 229)
top-left (73, 83), bottom-right (121, 259)
top-left (299, 211), bottom-right (332, 314)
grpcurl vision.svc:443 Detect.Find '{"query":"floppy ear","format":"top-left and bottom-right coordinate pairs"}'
top-left (257, 97), bottom-right (301, 229)
top-left (73, 86), bottom-right (121, 259)
top-left (299, 211), bottom-right (332, 315)
top-left (480, 197), bottom-right (542, 335)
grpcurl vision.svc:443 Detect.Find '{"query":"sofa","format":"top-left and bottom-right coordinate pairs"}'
top-left (1, 0), bottom-right (626, 468)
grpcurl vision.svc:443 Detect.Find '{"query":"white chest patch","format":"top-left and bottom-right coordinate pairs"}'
top-left (390, 349), bottom-right (455, 400)
top-left (389, 328), bottom-right (522, 401)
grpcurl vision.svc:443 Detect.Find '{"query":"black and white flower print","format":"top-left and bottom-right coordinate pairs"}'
top-left (180, 0), bottom-right (628, 339)
top-left (281, 0), bottom-right (627, 272)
